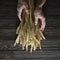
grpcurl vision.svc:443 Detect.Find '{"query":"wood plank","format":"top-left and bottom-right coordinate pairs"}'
top-left (0, 40), bottom-right (60, 51)
top-left (0, 50), bottom-right (60, 59)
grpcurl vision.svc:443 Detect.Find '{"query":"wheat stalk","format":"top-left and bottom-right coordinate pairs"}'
top-left (14, 0), bottom-right (45, 52)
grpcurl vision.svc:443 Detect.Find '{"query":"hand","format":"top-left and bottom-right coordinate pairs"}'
top-left (34, 10), bottom-right (46, 31)
top-left (17, 5), bottom-right (29, 21)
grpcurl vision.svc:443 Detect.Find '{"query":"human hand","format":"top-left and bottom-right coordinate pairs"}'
top-left (34, 10), bottom-right (46, 31)
top-left (17, 4), bottom-right (29, 21)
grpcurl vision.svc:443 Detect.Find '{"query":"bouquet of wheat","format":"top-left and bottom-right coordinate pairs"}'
top-left (14, 0), bottom-right (45, 52)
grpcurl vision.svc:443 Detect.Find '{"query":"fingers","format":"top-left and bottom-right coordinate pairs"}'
top-left (40, 17), bottom-right (46, 31)
top-left (17, 5), bottom-right (29, 21)
top-left (34, 12), bottom-right (46, 31)
top-left (34, 10), bottom-right (40, 25)
top-left (17, 5), bottom-right (25, 21)
top-left (35, 16), bottom-right (38, 25)
top-left (18, 11), bottom-right (22, 21)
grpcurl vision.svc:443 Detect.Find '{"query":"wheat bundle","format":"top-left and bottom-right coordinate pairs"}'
top-left (14, 0), bottom-right (45, 52)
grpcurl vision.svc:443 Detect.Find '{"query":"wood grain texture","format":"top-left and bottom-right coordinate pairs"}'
top-left (0, 0), bottom-right (60, 60)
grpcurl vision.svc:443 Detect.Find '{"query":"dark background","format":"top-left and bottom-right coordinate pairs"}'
top-left (0, 0), bottom-right (60, 60)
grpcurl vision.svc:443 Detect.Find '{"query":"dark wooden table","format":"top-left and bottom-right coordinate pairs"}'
top-left (0, 0), bottom-right (60, 60)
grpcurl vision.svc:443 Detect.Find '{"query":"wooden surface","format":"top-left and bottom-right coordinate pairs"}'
top-left (0, 0), bottom-right (60, 60)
